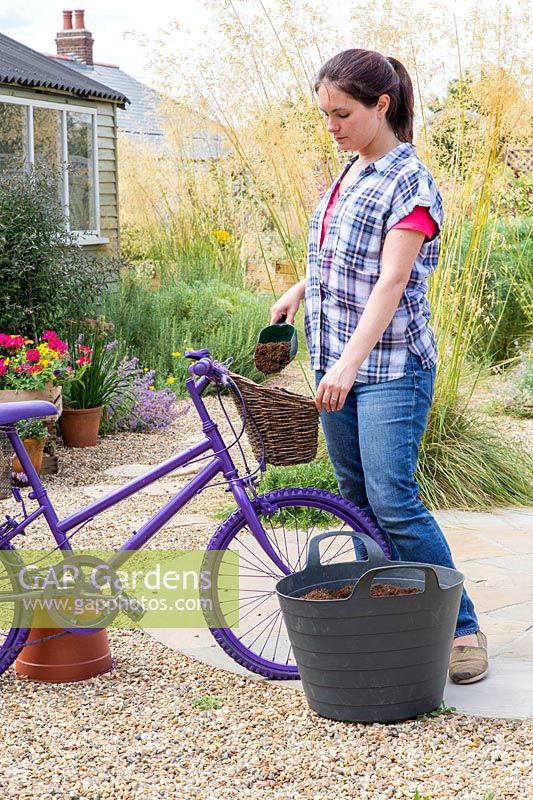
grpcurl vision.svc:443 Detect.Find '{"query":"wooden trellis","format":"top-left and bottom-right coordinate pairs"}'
top-left (506, 147), bottom-right (533, 175)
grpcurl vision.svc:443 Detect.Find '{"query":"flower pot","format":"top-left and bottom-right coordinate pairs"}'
top-left (12, 438), bottom-right (45, 487)
top-left (59, 406), bottom-right (104, 448)
top-left (276, 531), bottom-right (464, 724)
top-left (15, 627), bottom-right (113, 683)
top-left (0, 384), bottom-right (62, 420)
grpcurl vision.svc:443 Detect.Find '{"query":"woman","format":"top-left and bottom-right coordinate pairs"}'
top-left (270, 49), bottom-right (487, 684)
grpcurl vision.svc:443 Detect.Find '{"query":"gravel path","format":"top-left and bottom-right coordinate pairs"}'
top-left (1, 381), bottom-right (532, 800)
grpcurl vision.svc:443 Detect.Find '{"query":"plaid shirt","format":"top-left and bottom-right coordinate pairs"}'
top-left (304, 143), bottom-right (444, 383)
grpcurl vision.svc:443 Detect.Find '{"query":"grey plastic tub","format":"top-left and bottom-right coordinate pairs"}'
top-left (276, 531), bottom-right (464, 723)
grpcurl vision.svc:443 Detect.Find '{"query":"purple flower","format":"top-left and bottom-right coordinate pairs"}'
top-left (103, 355), bottom-right (181, 433)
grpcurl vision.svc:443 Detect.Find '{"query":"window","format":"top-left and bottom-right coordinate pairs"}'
top-left (67, 111), bottom-right (96, 231)
top-left (0, 103), bottom-right (27, 171)
top-left (0, 96), bottom-right (99, 236)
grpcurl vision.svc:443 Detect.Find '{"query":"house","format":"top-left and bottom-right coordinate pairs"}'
top-left (0, 24), bottom-right (129, 256)
top-left (49, 10), bottom-right (226, 161)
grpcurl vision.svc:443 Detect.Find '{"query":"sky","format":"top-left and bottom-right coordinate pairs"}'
top-left (0, 0), bottom-right (209, 86)
top-left (0, 0), bottom-right (528, 95)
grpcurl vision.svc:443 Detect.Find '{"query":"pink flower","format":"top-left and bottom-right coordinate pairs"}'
top-left (0, 334), bottom-right (25, 350)
top-left (0, 359), bottom-right (7, 377)
top-left (25, 349), bottom-right (41, 363)
top-left (43, 330), bottom-right (68, 355)
top-left (76, 357), bottom-right (91, 366)
top-left (29, 364), bottom-right (42, 374)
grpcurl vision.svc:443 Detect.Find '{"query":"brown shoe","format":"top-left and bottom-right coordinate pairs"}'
top-left (449, 631), bottom-right (488, 684)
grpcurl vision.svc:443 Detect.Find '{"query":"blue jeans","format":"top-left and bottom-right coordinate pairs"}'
top-left (316, 351), bottom-right (479, 637)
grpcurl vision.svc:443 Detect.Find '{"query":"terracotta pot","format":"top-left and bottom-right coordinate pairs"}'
top-left (59, 405), bottom-right (104, 448)
top-left (12, 438), bottom-right (45, 487)
top-left (15, 628), bottom-right (113, 683)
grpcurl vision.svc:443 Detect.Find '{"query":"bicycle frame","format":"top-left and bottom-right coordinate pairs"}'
top-left (1, 373), bottom-right (291, 576)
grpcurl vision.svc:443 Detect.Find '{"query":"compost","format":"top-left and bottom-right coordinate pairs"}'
top-left (254, 341), bottom-right (292, 373)
top-left (301, 583), bottom-right (422, 600)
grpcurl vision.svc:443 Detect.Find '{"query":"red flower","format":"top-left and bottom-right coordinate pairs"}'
top-left (29, 364), bottom-right (43, 374)
top-left (25, 349), bottom-right (41, 363)
top-left (42, 330), bottom-right (68, 355)
top-left (0, 334), bottom-right (25, 350)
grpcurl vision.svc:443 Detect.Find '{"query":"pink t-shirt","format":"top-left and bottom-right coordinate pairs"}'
top-left (320, 186), bottom-right (438, 248)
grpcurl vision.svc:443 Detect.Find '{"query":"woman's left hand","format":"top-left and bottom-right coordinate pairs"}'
top-left (315, 359), bottom-right (359, 412)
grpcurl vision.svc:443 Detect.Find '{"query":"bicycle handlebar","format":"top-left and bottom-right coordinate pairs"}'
top-left (190, 358), bottom-right (212, 377)
top-left (185, 349), bottom-right (232, 386)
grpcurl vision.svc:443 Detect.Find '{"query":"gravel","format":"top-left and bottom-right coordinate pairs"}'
top-left (1, 379), bottom-right (532, 800)
top-left (2, 633), bottom-right (532, 800)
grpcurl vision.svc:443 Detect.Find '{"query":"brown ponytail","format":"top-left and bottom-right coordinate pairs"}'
top-left (315, 49), bottom-right (415, 143)
top-left (385, 56), bottom-right (414, 143)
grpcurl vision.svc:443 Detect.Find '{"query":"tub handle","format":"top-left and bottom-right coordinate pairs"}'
top-left (352, 563), bottom-right (442, 597)
top-left (306, 530), bottom-right (389, 570)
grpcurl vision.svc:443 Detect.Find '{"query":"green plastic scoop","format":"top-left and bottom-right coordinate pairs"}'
top-left (254, 315), bottom-right (298, 374)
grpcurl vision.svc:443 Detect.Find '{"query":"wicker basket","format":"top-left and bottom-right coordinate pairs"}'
top-left (0, 432), bottom-right (12, 500)
top-left (229, 373), bottom-right (319, 467)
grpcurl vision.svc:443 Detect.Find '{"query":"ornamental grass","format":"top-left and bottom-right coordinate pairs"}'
top-left (121, 0), bottom-right (532, 508)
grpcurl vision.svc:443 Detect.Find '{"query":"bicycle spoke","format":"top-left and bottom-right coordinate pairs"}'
top-left (268, 610), bottom-right (285, 663)
top-left (279, 508), bottom-right (291, 568)
top-left (258, 606), bottom-right (285, 658)
top-left (228, 539), bottom-right (281, 580)
top-left (265, 517), bottom-right (288, 569)
top-left (230, 590), bottom-right (278, 625)
top-left (217, 590), bottom-right (274, 612)
top-left (245, 606), bottom-right (284, 650)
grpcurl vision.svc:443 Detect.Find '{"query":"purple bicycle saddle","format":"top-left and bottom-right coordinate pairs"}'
top-left (0, 401), bottom-right (57, 425)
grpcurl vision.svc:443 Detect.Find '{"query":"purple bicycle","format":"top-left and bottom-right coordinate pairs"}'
top-left (0, 349), bottom-right (388, 679)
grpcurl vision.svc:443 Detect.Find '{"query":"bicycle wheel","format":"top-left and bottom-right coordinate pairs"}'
top-left (0, 545), bottom-right (30, 677)
top-left (204, 488), bottom-right (390, 679)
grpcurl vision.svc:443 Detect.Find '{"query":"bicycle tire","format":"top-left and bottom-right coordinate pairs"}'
top-left (204, 488), bottom-right (389, 679)
top-left (0, 544), bottom-right (30, 677)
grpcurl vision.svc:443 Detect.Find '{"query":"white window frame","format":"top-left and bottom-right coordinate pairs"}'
top-left (0, 94), bottom-right (105, 244)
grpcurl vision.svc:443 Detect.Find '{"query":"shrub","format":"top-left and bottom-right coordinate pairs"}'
top-left (101, 355), bottom-right (181, 433)
top-left (465, 218), bottom-right (533, 365)
top-left (0, 167), bottom-right (114, 339)
top-left (103, 272), bottom-right (270, 392)
top-left (488, 346), bottom-right (533, 419)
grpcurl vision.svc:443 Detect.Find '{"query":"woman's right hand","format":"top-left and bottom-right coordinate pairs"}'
top-left (269, 279), bottom-right (306, 324)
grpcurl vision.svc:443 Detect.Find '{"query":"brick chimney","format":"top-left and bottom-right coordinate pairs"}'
top-left (55, 9), bottom-right (94, 66)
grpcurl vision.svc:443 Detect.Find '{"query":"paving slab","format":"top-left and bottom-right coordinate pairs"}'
top-left (464, 529), bottom-right (533, 554)
top-left (103, 462), bottom-right (201, 479)
top-left (444, 531), bottom-right (514, 560)
top-left (478, 618), bottom-right (531, 651)
top-left (457, 560), bottom-right (530, 587)
top-left (476, 553), bottom-right (533, 574)
top-left (435, 508), bottom-right (532, 532)
top-left (82, 482), bottom-right (186, 498)
top-left (442, 661), bottom-right (533, 720)
top-left (465, 586), bottom-right (533, 614)
top-left (488, 601), bottom-right (533, 623)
